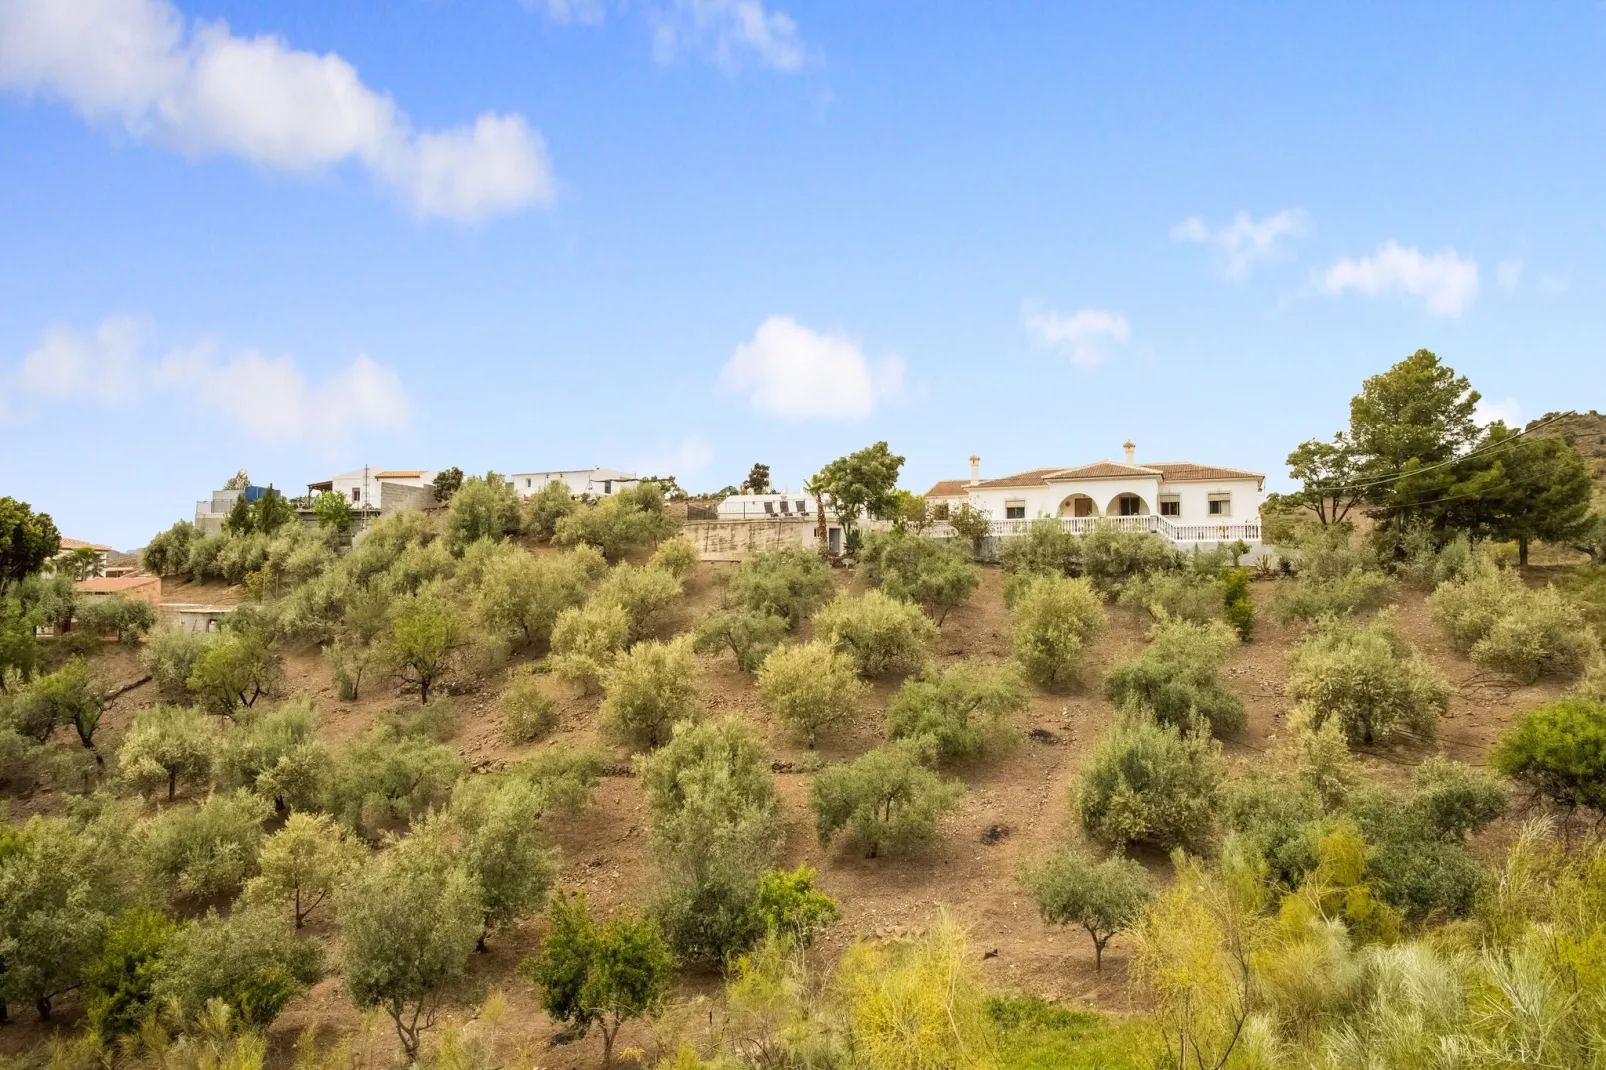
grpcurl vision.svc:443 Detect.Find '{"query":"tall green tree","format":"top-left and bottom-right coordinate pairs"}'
top-left (1281, 434), bottom-right (1363, 527)
top-left (810, 442), bottom-right (906, 554)
top-left (742, 463), bottom-right (773, 494)
top-left (253, 488), bottom-right (297, 532)
top-left (1443, 423), bottom-right (1594, 565)
top-left (0, 498), bottom-right (61, 597)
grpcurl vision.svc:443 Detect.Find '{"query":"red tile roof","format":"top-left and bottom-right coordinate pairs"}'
top-left (1147, 462), bottom-right (1265, 482)
top-left (1045, 461), bottom-right (1161, 481)
top-left (924, 480), bottom-right (970, 498)
top-left (75, 575), bottom-right (159, 594)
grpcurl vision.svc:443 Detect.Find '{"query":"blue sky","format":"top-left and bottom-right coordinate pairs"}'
top-left (2, 0), bottom-right (1603, 549)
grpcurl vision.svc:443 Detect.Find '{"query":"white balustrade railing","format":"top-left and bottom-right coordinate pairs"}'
top-left (976, 515), bottom-right (1260, 544)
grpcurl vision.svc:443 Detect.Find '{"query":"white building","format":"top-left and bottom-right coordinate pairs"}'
top-left (716, 493), bottom-right (819, 520)
top-left (509, 468), bottom-right (638, 499)
top-left (926, 443), bottom-right (1264, 546)
top-left (307, 468), bottom-right (436, 510)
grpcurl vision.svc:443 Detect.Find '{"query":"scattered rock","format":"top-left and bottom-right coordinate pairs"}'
top-left (771, 760), bottom-right (796, 773)
top-left (548, 1032), bottom-right (577, 1047)
top-left (981, 824), bottom-right (1012, 845)
top-left (983, 948), bottom-right (999, 960)
top-left (1027, 728), bottom-right (1060, 745)
top-left (599, 763), bottom-right (635, 777)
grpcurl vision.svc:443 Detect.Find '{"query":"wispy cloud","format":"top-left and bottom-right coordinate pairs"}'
top-left (719, 316), bottom-right (903, 420)
top-left (1171, 209), bottom-right (1310, 278)
top-left (1474, 397), bottom-right (1521, 428)
top-left (1020, 304), bottom-right (1130, 367)
top-left (1319, 241), bottom-right (1479, 317)
top-left (5, 316), bottom-right (410, 447)
top-left (652, 0), bottom-right (806, 71)
top-left (0, 0), bottom-right (554, 221)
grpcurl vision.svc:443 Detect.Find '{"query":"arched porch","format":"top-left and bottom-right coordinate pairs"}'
top-left (1056, 493), bottom-right (1099, 519)
top-left (1106, 492), bottom-right (1150, 517)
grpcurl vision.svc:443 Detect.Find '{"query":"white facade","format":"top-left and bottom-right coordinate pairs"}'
top-left (308, 468), bottom-right (436, 510)
top-left (716, 493), bottom-right (819, 520)
top-left (926, 446), bottom-right (1265, 545)
top-left (510, 468), bottom-right (638, 499)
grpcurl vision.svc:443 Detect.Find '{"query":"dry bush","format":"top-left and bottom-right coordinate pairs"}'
top-left (497, 666), bottom-right (559, 743)
top-left (812, 590), bottom-right (936, 677)
top-left (599, 635), bottom-right (701, 749)
top-left (1428, 558), bottom-right (1595, 683)
top-left (1104, 617), bottom-right (1245, 734)
top-left (1286, 613), bottom-right (1449, 745)
top-left (1009, 575), bottom-right (1105, 691)
top-left (757, 639), bottom-right (865, 746)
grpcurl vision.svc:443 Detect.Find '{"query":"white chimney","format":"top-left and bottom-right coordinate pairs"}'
top-left (968, 455), bottom-right (980, 486)
top-left (1123, 440), bottom-right (1136, 465)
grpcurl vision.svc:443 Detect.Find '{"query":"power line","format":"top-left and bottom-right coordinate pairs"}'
top-left (1306, 410), bottom-right (1579, 497)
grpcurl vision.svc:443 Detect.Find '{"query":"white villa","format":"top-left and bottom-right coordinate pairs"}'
top-left (307, 468), bottom-right (437, 510)
top-left (510, 468), bottom-right (639, 499)
top-left (925, 443), bottom-right (1265, 547)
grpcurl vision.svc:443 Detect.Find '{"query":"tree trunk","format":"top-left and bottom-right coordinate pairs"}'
top-left (1519, 536), bottom-right (1530, 567)
top-left (168, 769), bottom-right (178, 800)
top-left (36, 996), bottom-right (51, 1021)
top-left (1093, 934), bottom-right (1105, 972)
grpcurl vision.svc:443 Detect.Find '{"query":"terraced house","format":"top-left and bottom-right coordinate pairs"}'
top-left (926, 442), bottom-right (1265, 548)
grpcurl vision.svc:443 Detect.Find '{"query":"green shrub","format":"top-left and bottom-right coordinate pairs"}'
top-left (215, 698), bottom-right (331, 812)
top-left (83, 907), bottom-right (176, 1035)
top-left (636, 719), bottom-right (778, 963)
top-left (1286, 614), bottom-right (1450, 745)
top-left (1223, 776), bottom-right (1324, 888)
top-left (186, 630), bottom-right (282, 715)
top-left (521, 480), bottom-right (578, 542)
top-left (1118, 571), bottom-right (1224, 625)
top-left (999, 518), bottom-right (1082, 588)
top-left (885, 661), bottom-right (1026, 759)
top-left (156, 905), bottom-right (322, 1027)
top-left (142, 520), bottom-right (198, 577)
top-left (593, 562), bottom-right (683, 644)
top-left (142, 628), bottom-right (212, 701)
top-left (861, 530), bottom-right (980, 624)
top-left (1345, 787), bottom-right (1487, 920)
top-left (1219, 567), bottom-right (1254, 641)
top-left (599, 635), bottom-right (700, 748)
top-left (1399, 530), bottom-right (1479, 589)
top-left (813, 589), bottom-right (936, 676)
top-left (552, 485), bottom-right (676, 560)
top-left (498, 665), bottom-right (560, 743)
top-left (118, 704), bottom-right (217, 800)
top-left (1428, 560), bottom-right (1594, 683)
top-left (726, 547), bottom-right (834, 627)
top-left (1274, 531), bottom-right (1395, 623)
top-left (328, 722), bottom-right (463, 831)
top-left (74, 594), bottom-right (156, 642)
top-left (139, 788), bottom-right (270, 901)
top-left (753, 866), bottom-right (839, 948)
top-left (476, 546), bottom-right (594, 649)
top-left (693, 607), bottom-right (788, 672)
top-left (1104, 617), bottom-right (1244, 734)
top-left (1080, 526), bottom-right (1182, 597)
top-left (1491, 698), bottom-right (1606, 816)
top-left (1409, 755), bottom-right (1507, 841)
top-left (549, 600), bottom-right (630, 693)
top-left (436, 773), bottom-right (560, 948)
top-left (810, 739), bottom-right (963, 858)
top-left (246, 811), bottom-right (363, 928)
top-left (649, 537), bottom-right (700, 579)
top-left (1009, 575), bottom-right (1105, 690)
top-left (1076, 713), bottom-right (1224, 851)
top-left (1023, 851), bottom-right (1150, 971)
top-left (756, 639), bottom-right (866, 746)
top-left (445, 471), bottom-right (522, 552)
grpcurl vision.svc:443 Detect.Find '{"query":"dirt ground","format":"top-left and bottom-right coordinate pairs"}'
top-left (1, 559), bottom-right (1576, 1067)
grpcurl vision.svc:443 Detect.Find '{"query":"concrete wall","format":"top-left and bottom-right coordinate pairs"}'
top-left (682, 519), bottom-right (821, 560)
top-left (379, 481), bottom-right (437, 514)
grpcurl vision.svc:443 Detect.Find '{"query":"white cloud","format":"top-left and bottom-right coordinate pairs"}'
top-left (720, 316), bottom-right (903, 420)
top-left (1020, 305), bottom-right (1130, 367)
top-left (7, 317), bottom-right (410, 445)
top-left (639, 434), bottom-right (714, 479)
top-left (1474, 396), bottom-right (1522, 428)
top-left (1171, 209), bottom-right (1310, 278)
top-left (530, 0), bottom-right (607, 25)
top-left (652, 0), bottom-right (806, 71)
top-left (0, 0), bottom-right (553, 221)
top-left (1497, 258), bottom-right (1524, 290)
top-left (1319, 241), bottom-right (1479, 317)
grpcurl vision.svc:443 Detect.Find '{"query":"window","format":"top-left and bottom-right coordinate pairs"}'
top-left (525, 478), bottom-right (532, 488)
top-left (1159, 496), bottom-right (1180, 517)
top-left (1208, 493), bottom-right (1231, 517)
top-left (797, 500), bottom-right (808, 514)
top-left (1005, 500), bottom-right (1026, 520)
top-left (351, 487), bottom-right (361, 502)
top-left (932, 502), bottom-right (950, 520)
top-left (1117, 495), bottom-right (1142, 517)
top-left (603, 480), bottom-right (612, 494)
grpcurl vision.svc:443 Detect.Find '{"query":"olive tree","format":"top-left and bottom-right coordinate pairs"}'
top-left (726, 547), bottom-right (834, 627)
top-left (247, 812), bottom-right (364, 928)
top-left (809, 739), bottom-right (963, 858)
top-left (338, 834), bottom-right (484, 1061)
top-left (812, 590), bottom-right (936, 676)
top-left (550, 601), bottom-right (630, 694)
top-left (756, 640), bottom-right (865, 746)
top-left (693, 607), bottom-right (788, 672)
top-left (599, 635), bottom-right (700, 749)
top-left (1010, 575), bottom-right (1106, 690)
top-left (437, 774), bottom-right (559, 950)
top-left (382, 591), bottom-right (465, 704)
top-left (521, 891), bottom-right (673, 1068)
top-left (118, 704), bottom-right (216, 800)
top-left (138, 788), bottom-right (270, 902)
top-left (187, 630), bottom-right (282, 716)
top-left (215, 698), bottom-right (331, 812)
top-left (155, 905), bottom-right (322, 1027)
top-left (1076, 714), bottom-right (1225, 852)
top-left (1286, 614), bottom-right (1450, 745)
top-left (1023, 851), bottom-right (1150, 971)
top-left (885, 661), bottom-right (1026, 760)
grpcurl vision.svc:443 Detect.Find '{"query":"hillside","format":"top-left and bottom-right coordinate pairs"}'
top-left (2, 542), bottom-right (1576, 1068)
top-left (1530, 409), bottom-right (1606, 494)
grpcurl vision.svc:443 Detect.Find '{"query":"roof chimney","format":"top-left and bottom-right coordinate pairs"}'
top-left (968, 455), bottom-right (981, 486)
top-left (1123, 440), bottom-right (1136, 465)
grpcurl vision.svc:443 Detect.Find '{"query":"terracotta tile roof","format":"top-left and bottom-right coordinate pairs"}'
top-left (972, 467), bottom-right (1076, 490)
top-left (373, 470), bottom-right (427, 479)
top-left (75, 575), bottom-right (159, 594)
top-left (1044, 461), bottom-right (1162, 481)
top-left (60, 538), bottom-right (113, 552)
top-left (924, 480), bottom-right (970, 498)
top-left (1148, 462), bottom-right (1265, 482)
